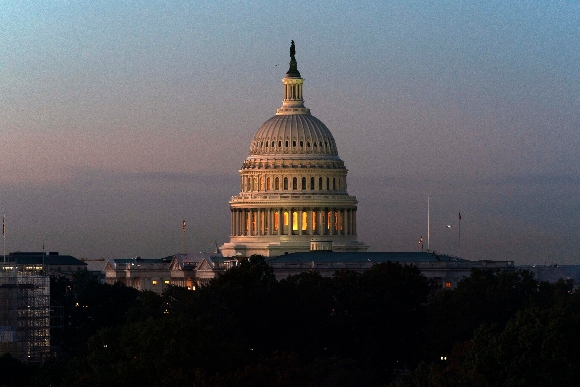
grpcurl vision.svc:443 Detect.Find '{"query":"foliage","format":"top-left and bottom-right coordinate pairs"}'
top-left (29, 263), bottom-right (580, 386)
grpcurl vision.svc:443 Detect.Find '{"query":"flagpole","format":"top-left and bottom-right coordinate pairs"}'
top-left (3, 214), bottom-right (5, 264)
top-left (458, 211), bottom-right (461, 257)
top-left (427, 197), bottom-right (430, 252)
top-left (181, 220), bottom-right (186, 255)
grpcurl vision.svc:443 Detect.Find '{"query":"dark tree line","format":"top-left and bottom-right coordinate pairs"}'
top-left (2, 258), bottom-right (580, 386)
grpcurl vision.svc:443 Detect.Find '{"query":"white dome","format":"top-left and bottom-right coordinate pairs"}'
top-left (249, 114), bottom-right (338, 156)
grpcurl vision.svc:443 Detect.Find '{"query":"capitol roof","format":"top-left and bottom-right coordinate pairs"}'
top-left (250, 114), bottom-right (338, 156)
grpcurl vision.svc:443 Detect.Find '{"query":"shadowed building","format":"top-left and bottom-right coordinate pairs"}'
top-left (221, 42), bottom-right (367, 257)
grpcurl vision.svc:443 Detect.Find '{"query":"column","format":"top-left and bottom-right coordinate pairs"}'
top-left (256, 209), bottom-right (261, 236)
top-left (289, 207), bottom-right (293, 235)
top-left (278, 207), bottom-right (283, 235)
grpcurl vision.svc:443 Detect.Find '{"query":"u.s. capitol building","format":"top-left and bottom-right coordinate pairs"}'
top-left (220, 41), bottom-right (368, 257)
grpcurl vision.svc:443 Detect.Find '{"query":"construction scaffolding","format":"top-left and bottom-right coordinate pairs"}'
top-left (0, 264), bottom-right (52, 363)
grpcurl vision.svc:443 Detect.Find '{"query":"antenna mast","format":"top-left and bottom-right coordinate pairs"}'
top-left (427, 198), bottom-right (430, 252)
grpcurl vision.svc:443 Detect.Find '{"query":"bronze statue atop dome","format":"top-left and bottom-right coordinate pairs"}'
top-left (290, 40), bottom-right (296, 59)
top-left (286, 40), bottom-right (300, 77)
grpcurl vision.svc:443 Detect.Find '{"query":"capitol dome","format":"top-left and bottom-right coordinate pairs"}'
top-left (220, 41), bottom-right (367, 258)
top-left (249, 114), bottom-right (338, 157)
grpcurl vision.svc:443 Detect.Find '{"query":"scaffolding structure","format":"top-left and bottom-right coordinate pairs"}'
top-left (0, 264), bottom-right (52, 363)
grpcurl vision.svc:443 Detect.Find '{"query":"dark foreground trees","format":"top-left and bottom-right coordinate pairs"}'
top-left (394, 272), bottom-right (580, 387)
top-left (6, 261), bottom-right (580, 386)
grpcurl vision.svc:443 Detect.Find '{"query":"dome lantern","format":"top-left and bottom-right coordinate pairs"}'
top-left (277, 40), bottom-right (309, 115)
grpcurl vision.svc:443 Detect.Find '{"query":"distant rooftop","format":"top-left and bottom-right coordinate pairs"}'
top-left (7, 251), bottom-right (86, 267)
top-left (267, 251), bottom-right (464, 264)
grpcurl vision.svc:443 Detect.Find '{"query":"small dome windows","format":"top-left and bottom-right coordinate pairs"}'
top-left (249, 115), bottom-right (338, 155)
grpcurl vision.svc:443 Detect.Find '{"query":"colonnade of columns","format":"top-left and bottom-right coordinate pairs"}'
top-left (230, 207), bottom-right (357, 237)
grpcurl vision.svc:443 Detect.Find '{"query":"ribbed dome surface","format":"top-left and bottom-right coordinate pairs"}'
top-left (249, 114), bottom-right (338, 156)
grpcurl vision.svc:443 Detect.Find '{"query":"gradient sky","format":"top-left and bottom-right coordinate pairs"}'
top-left (1, 1), bottom-right (578, 265)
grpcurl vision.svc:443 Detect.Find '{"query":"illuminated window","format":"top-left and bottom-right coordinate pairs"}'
top-left (260, 177), bottom-right (264, 191)
top-left (445, 282), bottom-right (452, 288)
top-left (251, 212), bottom-right (256, 232)
top-left (274, 212), bottom-right (279, 230)
top-left (339, 212), bottom-right (343, 231)
top-left (152, 280), bottom-right (158, 285)
top-left (164, 280), bottom-right (170, 285)
top-left (312, 211), bottom-right (317, 231)
top-left (245, 213), bottom-right (250, 232)
top-left (262, 212), bottom-right (267, 233)
top-left (292, 211), bottom-right (298, 231)
top-left (284, 211), bottom-right (289, 226)
top-left (334, 212), bottom-right (338, 230)
top-left (302, 211), bottom-right (308, 230)
top-left (327, 212), bottom-right (331, 230)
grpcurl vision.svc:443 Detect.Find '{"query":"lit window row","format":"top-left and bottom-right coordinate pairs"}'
top-left (241, 175), bottom-right (345, 192)
top-left (253, 139), bottom-right (332, 150)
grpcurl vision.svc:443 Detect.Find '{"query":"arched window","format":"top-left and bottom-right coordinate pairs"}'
top-left (275, 177), bottom-right (280, 190)
top-left (310, 177), bottom-right (315, 190)
top-left (302, 211), bottom-right (308, 231)
top-left (283, 177), bottom-right (288, 190)
top-left (279, 141), bottom-right (282, 147)
top-left (266, 177), bottom-right (271, 190)
top-left (301, 177), bottom-right (306, 190)
top-left (292, 177), bottom-right (297, 190)
top-left (300, 140), bottom-right (303, 147)
top-left (293, 140), bottom-right (296, 147)
top-left (292, 211), bottom-right (298, 231)
top-left (319, 177), bottom-right (323, 190)
top-left (333, 178), bottom-right (336, 190)
top-left (285, 140), bottom-right (289, 147)
top-left (326, 177), bottom-right (330, 191)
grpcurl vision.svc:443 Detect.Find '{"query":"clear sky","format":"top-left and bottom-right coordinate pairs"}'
top-left (1, 1), bottom-right (578, 265)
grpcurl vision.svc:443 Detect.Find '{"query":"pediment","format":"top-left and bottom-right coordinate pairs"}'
top-left (196, 258), bottom-right (213, 271)
top-left (169, 257), bottom-right (182, 271)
